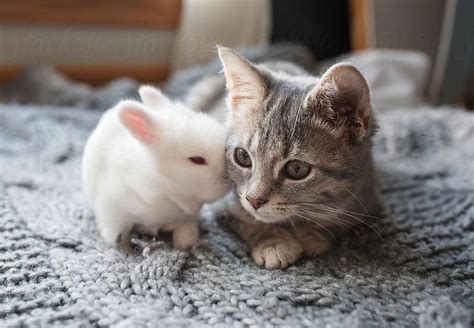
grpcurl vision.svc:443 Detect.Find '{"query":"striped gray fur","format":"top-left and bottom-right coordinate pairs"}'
top-left (187, 49), bottom-right (381, 267)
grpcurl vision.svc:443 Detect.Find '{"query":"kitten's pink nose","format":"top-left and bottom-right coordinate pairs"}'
top-left (246, 196), bottom-right (268, 210)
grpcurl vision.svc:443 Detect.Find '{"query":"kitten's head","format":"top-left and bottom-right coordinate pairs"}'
top-left (218, 46), bottom-right (375, 224)
top-left (118, 86), bottom-right (229, 203)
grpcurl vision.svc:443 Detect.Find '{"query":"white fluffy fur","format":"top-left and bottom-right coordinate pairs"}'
top-left (82, 86), bottom-right (229, 252)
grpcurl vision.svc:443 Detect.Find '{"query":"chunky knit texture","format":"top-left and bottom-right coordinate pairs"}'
top-left (1, 104), bottom-right (473, 327)
top-left (1, 45), bottom-right (473, 326)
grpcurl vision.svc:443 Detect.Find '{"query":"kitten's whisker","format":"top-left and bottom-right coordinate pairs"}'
top-left (288, 202), bottom-right (384, 240)
top-left (311, 205), bottom-right (384, 240)
top-left (295, 208), bottom-right (366, 240)
top-left (293, 213), bottom-right (336, 240)
top-left (298, 209), bottom-right (375, 242)
top-left (295, 209), bottom-right (355, 236)
top-left (296, 203), bottom-right (383, 239)
top-left (295, 209), bottom-right (352, 230)
top-left (344, 189), bottom-right (370, 216)
top-left (288, 218), bottom-right (296, 228)
top-left (295, 202), bottom-right (383, 220)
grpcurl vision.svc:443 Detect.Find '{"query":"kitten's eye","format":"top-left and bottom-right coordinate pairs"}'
top-left (234, 148), bottom-right (252, 168)
top-left (189, 156), bottom-right (207, 165)
top-left (284, 160), bottom-right (311, 180)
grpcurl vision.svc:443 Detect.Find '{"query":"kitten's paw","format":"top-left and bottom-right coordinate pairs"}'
top-left (172, 222), bottom-right (199, 250)
top-left (252, 239), bottom-right (303, 269)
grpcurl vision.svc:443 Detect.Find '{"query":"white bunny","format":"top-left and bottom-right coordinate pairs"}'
top-left (82, 86), bottom-right (229, 252)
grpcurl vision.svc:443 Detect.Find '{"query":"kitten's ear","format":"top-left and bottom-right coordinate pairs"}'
top-left (139, 85), bottom-right (172, 109)
top-left (118, 100), bottom-right (158, 144)
top-left (217, 45), bottom-right (265, 111)
top-left (305, 63), bottom-right (371, 142)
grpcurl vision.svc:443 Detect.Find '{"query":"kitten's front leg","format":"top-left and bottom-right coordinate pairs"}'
top-left (215, 193), bottom-right (303, 269)
top-left (291, 223), bottom-right (332, 257)
top-left (223, 211), bottom-right (303, 268)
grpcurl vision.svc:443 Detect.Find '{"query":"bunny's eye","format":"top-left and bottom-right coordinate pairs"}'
top-left (189, 156), bottom-right (207, 165)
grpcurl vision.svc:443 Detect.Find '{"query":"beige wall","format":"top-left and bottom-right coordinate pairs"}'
top-left (373, 0), bottom-right (445, 63)
top-left (0, 25), bottom-right (175, 66)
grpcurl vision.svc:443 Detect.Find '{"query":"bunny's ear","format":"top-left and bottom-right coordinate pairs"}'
top-left (118, 100), bottom-right (157, 144)
top-left (139, 85), bottom-right (171, 109)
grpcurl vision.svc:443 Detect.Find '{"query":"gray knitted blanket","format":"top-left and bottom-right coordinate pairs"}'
top-left (1, 47), bottom-right (473, 327)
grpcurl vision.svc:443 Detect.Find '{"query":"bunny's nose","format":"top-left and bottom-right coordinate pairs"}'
top-left (246, 196), bottom-right (268, 210)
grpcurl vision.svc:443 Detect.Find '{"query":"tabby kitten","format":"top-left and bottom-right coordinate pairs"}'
top-left (209, 46), bottom-right (381, 269)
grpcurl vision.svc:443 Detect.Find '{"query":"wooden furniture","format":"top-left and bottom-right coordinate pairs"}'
top-left (349, 0), bottom-right (374, 51)
top-left (0, 0), bottom-right (182, 85)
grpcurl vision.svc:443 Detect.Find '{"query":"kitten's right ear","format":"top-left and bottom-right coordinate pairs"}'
top-left (139, 85), bottom-right (171, 109)
top-left (118, 100), bottom-right (157, 144)
top-left (217, 45), bottom-right (265, 112)
top-left (305, 63), bottom-right (371, 143)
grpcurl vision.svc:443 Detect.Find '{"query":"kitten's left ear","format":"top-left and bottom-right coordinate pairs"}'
top-left (217, 45), bottom-right (265, 112)
top-left (305, 63), bottom-right (371, 142)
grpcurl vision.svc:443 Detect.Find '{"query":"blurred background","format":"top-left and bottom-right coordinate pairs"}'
top-left (0, 0), bottom-right (473, 108)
